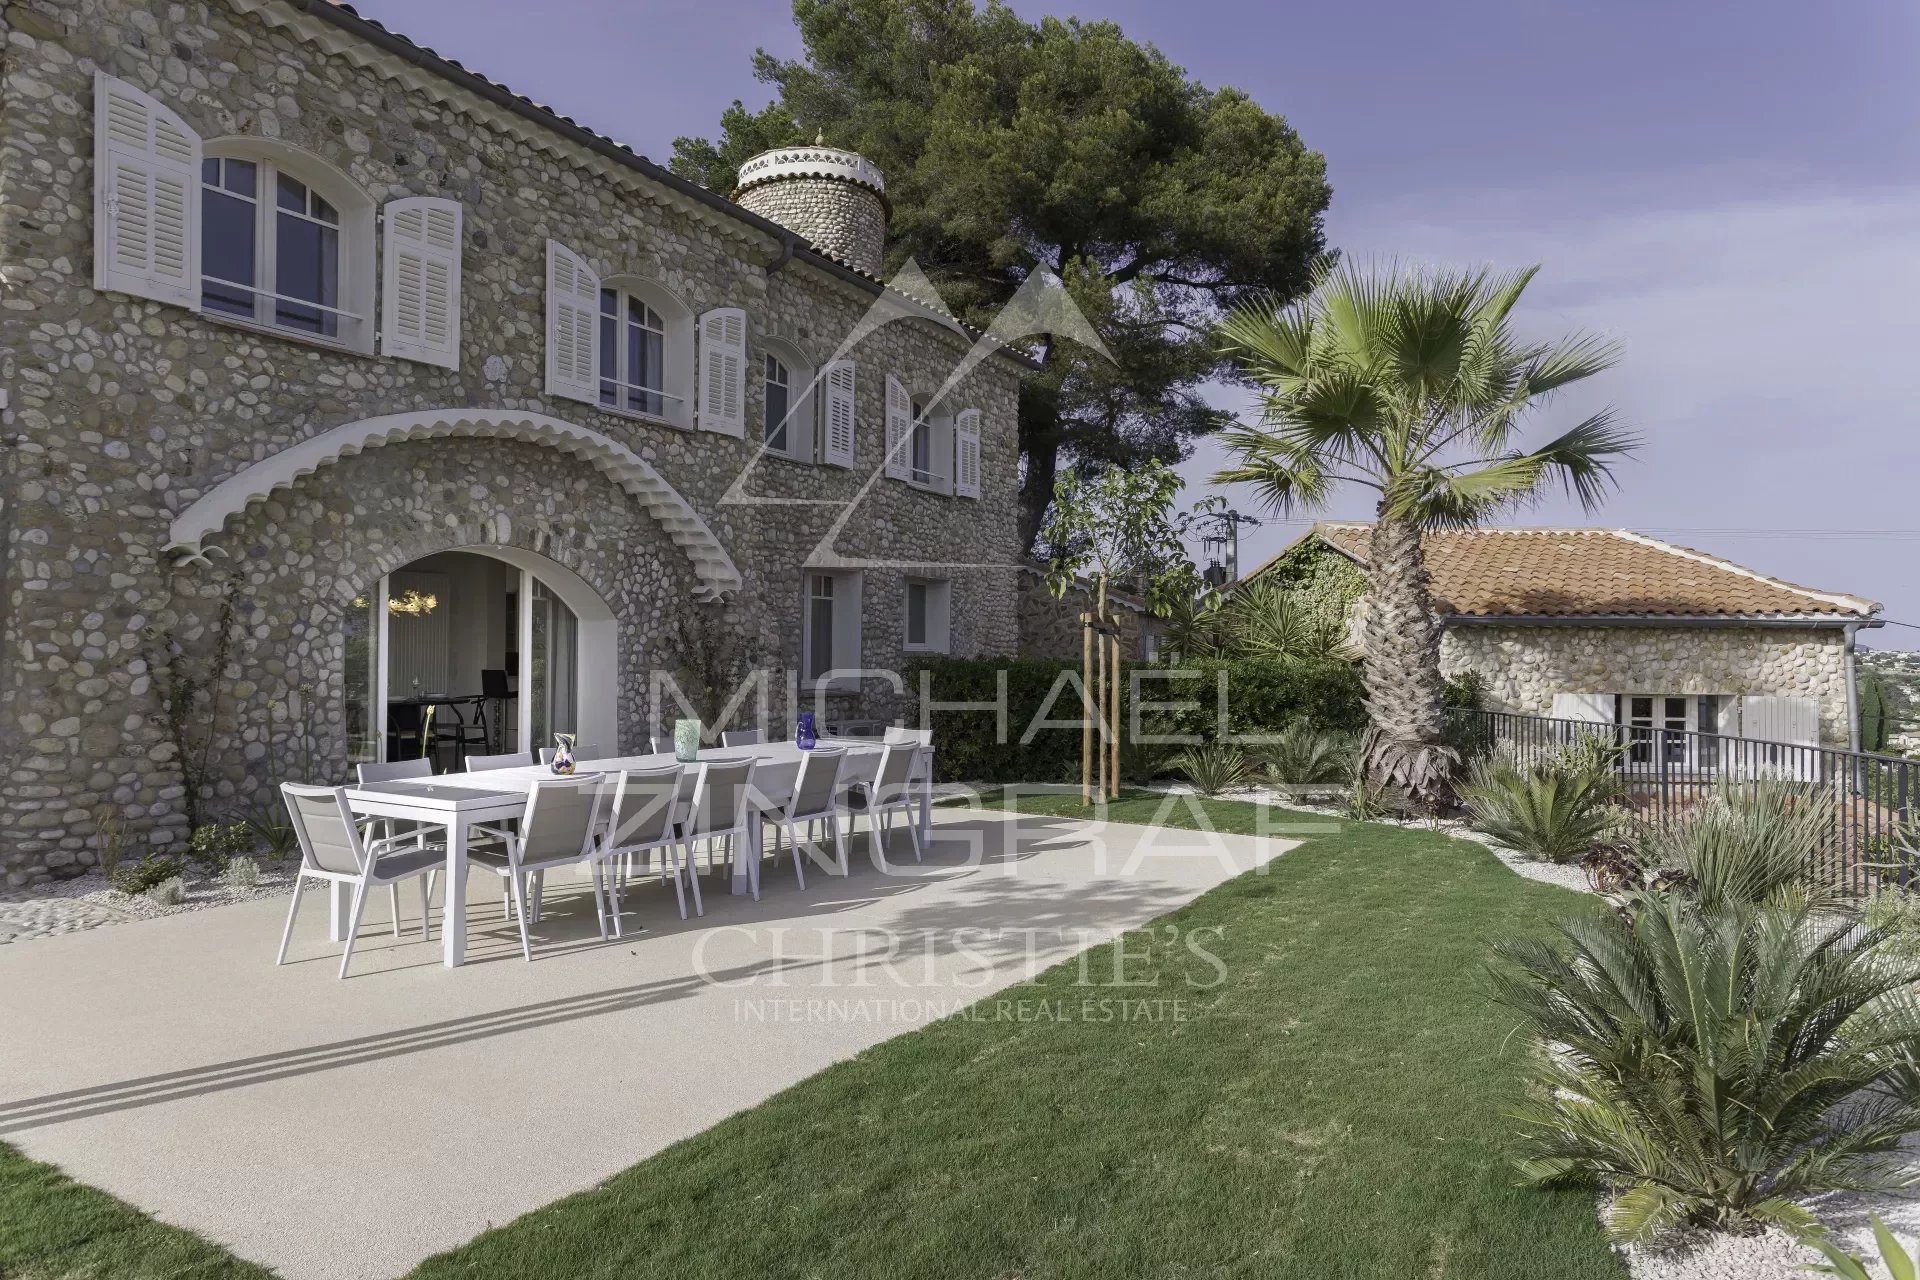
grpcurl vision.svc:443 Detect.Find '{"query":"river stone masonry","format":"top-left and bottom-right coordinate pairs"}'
top-left (0, 0), bottom-right (1027, 884)
top-left (1440, 624), bottom-right (1854, 746)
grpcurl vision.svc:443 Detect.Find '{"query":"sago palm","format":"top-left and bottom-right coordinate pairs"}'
top-left (1214, 263), bottom-right (1637, 807)
top-left (1490, 895), bottom-right (1920, 1241)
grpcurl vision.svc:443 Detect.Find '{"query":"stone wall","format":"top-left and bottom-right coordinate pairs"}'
top-left (1438, 623), bottom-right (1855, 745)
top-left (736, 179), bottom-right (887, 278)
top-left (1017, 568), bottom-right (1157, 662)
top-left (0, 0), bottom-right (1026, 882)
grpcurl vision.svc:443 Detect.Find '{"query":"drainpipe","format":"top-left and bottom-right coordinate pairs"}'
top-left (1844, 622), bottom-right (1863, 755)
top-left (764, 231), bottom-right (799, 277)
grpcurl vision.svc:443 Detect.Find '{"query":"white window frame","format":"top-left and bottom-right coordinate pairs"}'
top-left (761, 341), bottom-right (818, 463)
top-left (906, 393), bottom-right (954, 495)
top-left (597, 277), bottom-right (695, 430)
top-left (903, 577), bottom-right (952, 654)
top-left (199, 139), bottom-right (376, 354)
top-left (802, 570), bottom-right (863, 690)
top-left (1624, 693), bottom-right (1713, 769)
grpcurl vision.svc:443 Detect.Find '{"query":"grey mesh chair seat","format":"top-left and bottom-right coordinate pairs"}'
top-left (277, 783), bottom-right (445, 978)
top-left (466, 773), bottom-right (613, 961)
top-left (855, 742), bottom-right (925, 866)
top-left (764, 747), bottom-right (848, 883)
top-left (367, 845), bottom-right (448, 880)
top-left (602, 764), bottom-right (695, 926)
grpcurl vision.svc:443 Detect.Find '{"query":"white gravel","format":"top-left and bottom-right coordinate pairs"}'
top-left (0, 859), bottom-right (304, 944)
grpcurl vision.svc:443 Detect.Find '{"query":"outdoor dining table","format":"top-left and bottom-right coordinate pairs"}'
top-left (340, 738), bottom-right (932, 967)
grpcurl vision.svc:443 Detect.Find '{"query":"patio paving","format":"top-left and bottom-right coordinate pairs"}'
top-left (0, 805), bottom-right (1296, 1280)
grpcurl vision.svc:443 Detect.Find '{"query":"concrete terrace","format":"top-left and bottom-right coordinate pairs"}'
top-left (0, 806), bottom-right (1297, 1280)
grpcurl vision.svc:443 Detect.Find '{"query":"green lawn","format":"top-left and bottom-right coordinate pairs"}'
top-left (2, 795), bottom-right (1624, 1279)
top-left (409, 795), bottom-right (1624, 1279)
top-left (0, 1141), bottom-right (273, 1279)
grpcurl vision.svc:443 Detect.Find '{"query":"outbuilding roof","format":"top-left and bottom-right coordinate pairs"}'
top-left (1252, 523), bottom-right (1880, 622)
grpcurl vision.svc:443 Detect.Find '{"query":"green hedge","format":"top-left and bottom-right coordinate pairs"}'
top-left (904, 657), bottom-right (1367, 784)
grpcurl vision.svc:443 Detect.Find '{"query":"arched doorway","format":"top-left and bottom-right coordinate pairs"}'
top-left (344, 545), bottom-right (618, 767)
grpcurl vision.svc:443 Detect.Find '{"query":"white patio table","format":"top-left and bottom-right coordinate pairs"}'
top-left (341, 739), bottom-right (932, 967)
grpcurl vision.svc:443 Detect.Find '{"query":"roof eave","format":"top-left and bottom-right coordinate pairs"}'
top-left (1442, 613), bottom-right (1882, 629)
top-left (284, 0), bottom-right (1041, 373)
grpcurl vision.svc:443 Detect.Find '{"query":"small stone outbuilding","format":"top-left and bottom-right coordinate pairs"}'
top-left (1243, 523), bottom-right (1883, 750)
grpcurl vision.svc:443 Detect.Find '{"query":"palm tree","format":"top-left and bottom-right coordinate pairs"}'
top-left (1214, 263), bottom-right (1636, 807)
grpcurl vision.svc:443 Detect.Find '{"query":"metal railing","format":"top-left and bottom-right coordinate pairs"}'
top-left (1462, 709), bottom-right (1918, 893)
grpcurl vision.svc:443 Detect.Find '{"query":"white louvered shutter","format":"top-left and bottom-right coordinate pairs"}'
top-left (1742, 696), bottom-right (1819, 747)
top-left (545, 240), bottom-right (599, 404)
top-left (1550, 693), bottom-right (1614, 724)
top-left (884, 375), bottom-right (912, 480)
top-left (821, 360), bottom-right (856, 468)
top-left (93, 73), bottom-right (200, 309)
top-left (380, 197), bottom-right (462, 369)
top-left (697, 307), bottom-right (747, 436)
top-left (954, 408), bottom-right (982, 499)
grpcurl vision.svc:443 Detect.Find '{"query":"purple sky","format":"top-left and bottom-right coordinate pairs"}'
top-left (355, 0), bottom-right (1920, 640)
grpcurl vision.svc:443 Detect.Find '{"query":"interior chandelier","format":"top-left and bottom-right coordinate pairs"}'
top-left (387, 590), bottom-right (438, 617)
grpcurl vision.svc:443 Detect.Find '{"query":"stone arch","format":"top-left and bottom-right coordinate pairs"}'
top-left (165, 408), bottom-right (742, 600)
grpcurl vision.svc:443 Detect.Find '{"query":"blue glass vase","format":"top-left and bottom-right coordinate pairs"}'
top-left (796, 711), bottom-right (817, 750)
top-left (550, 733), bottom-right (576, 775)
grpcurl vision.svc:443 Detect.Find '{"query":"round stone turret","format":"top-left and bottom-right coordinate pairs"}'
top-left (734, 145), bottom-right (888, 276)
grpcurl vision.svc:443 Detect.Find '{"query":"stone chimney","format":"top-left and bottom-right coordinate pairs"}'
top-left (734, 144), bottom-right (888, 276)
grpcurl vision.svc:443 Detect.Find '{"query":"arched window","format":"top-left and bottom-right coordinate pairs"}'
top-left (761, 340), bottom-right (817, 462)
top-left (200, 140), bottom-right (374, 352)
top-left (597, 277), bottom-right (694, 429)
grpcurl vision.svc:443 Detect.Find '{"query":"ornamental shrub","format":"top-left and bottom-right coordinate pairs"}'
top-left (903, 657), bottom-right (1366, 784)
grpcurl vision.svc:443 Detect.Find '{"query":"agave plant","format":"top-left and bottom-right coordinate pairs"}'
top-left (1221, 578), bottom-right (1348, 663)
top-left (1810, 1214), bottom-right (1918, 1279)
top-left (1258, 721), bottom-right (1359, 786)
top-left (1490, 895), bottom-right (1920, 1241)
top-left (1173, 741), bottom-right (1250, 797)
top-left (1458, 756), bottom-right (1617, 863)
top-left (1638, 779), bottom-right (1840, 911)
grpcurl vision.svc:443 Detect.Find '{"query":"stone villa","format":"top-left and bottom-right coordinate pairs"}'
top-left (1246, 523), bottom-right (1883, 751)
top-left (0, 0), bottom-right (1032, 882)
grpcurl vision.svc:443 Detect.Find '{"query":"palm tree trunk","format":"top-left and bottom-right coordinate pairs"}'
top-left (1359, 513), bottom-right (1459, 810)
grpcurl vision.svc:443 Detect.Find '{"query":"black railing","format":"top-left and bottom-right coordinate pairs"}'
top-left (1463, 709), bottom-right (1918, 894)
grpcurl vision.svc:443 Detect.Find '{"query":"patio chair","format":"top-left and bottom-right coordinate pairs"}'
top-left (354, 758), bottom-right (436, 924)
top-left (601, 764), bottom-right (694, 927)
top-left (763, 747), bottom-right (848, 883)
top-left (386, 702), bottom-right (435, 763)
top-left (856, 742), bottom-right (924, 867)
top-left (682, 757), bottom-right (759, 898)
top-left (466, 774), bottom-right (612, 962)
top-left (467, 750), bottom-right (533, 771)
top-left (440, 698), bottom-right (490, 769)
top-left (276, 783), bottom-right (444, 979)
top-left (720, 729), bottom-right (763, 748)
top-left (885, 728), bottom-right (935, 818)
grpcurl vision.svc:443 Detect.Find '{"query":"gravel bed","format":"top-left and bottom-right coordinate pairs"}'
top-left (0, 859), bottom-right (305, 944)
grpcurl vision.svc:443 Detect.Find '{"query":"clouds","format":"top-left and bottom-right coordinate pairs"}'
top-left (1188, 180), bottom-right (1920, 625)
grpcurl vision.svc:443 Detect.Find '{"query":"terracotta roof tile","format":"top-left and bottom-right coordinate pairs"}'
top-left (1263, 523), bottom-right (1878, 620)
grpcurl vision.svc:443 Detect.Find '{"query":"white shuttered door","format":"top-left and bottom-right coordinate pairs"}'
top-left (884, 375), bottom-right (912, 480)
top-left (94, 73), bottom-right (201, 308)
top-left (698, 308), bottom-right (747, 435)
top-left (545, 240), bottom-right (599, 404)
top-left (1742, 696), bottom-right (1819, 746)
top-left (381, 197), bottom-right (462, 369)
top-left (821, 360), bottom-right (857, 468)
top-left (954, 409), bottom-right (982, 498)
